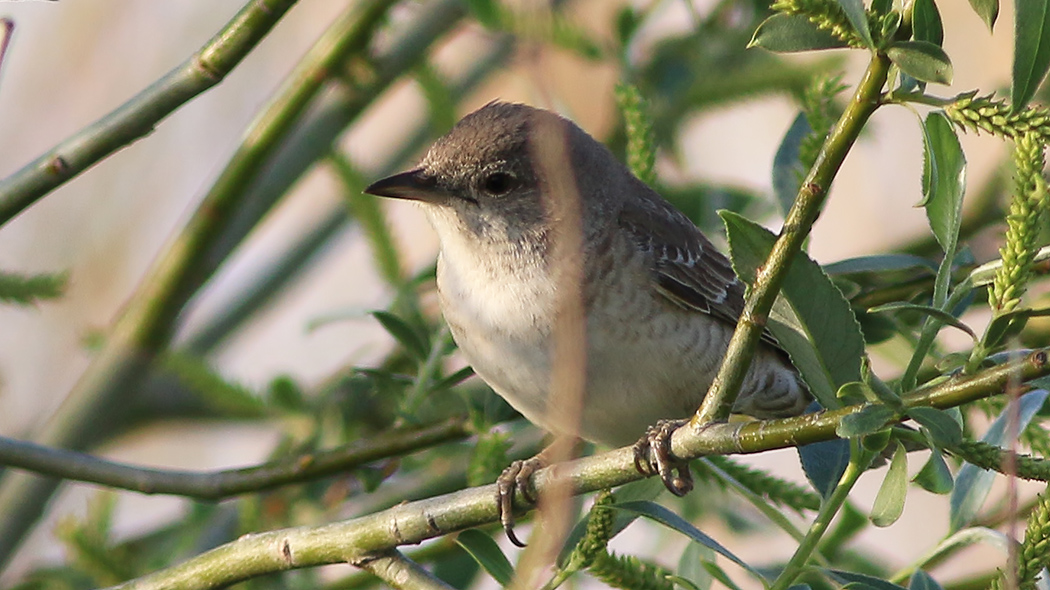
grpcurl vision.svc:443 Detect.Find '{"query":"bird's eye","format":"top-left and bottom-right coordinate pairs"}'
top-left (481, 172), bottom-right (517, 196)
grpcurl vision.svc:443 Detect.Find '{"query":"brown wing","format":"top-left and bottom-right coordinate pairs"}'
top-left (617, 188), bottom-right (746, 326)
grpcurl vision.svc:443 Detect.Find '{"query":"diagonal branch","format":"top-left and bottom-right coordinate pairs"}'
top-left (0, 0), bottom-right (300, 226)
top-left (694, 53), bottom-right (892, 423)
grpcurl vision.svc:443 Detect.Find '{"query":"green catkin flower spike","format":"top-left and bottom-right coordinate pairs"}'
top-left (588, 551), bottom-right (676, 590)
top-left (991, 132), bottom-right (1049, 314)
top-left (949, 440), bottom-right (1050, 482)
top-left (615, 82), bottom-right (657, 187)
top-left (769, 0), bottom-right (876, 48)
top-left (990, 492), bottom-right (1050, 590)
top-left (945, 92), bottom-right (1050, 142)
top-left (573, 490), bottom-right (615, 568)
top-left (703, 455), bottom-right (821, 512)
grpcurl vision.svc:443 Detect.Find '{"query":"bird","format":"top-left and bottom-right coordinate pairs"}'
top-left (364, 101), bottom-right (811, 544)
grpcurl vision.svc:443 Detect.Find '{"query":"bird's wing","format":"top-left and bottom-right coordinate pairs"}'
top-left (617, 189), bottom-right (748, 328)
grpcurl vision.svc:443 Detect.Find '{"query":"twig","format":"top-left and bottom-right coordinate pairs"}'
top-left (0, 418), bottom-right (470, 500)
top-left (0, 0), bottom-right (300, 226)
top-left (694, 53), bottom-right (891, 423)
top-left (352, 550), bottom-right (456, 590)
top-left (102, 350), bottom-right (1050, 590)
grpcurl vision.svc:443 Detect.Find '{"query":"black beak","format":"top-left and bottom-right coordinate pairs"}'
top-left (364, 169), bottom-right (445, 203)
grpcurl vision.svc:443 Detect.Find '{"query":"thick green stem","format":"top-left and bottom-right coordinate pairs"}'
top-left (769, 443), bottom-right (870, 590)
top-left (695, 53), bottom-right (892, 423)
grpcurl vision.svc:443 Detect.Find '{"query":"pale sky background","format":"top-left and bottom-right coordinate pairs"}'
top-left (0, 0), bottom-right (1033, 585)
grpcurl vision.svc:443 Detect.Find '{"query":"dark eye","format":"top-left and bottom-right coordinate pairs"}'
top-left (481, 172), bottom-right (517, 196)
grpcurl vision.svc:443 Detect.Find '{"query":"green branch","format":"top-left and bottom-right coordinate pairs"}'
top-left (0, 0), bottom-right (300, 227)
top-left (695, 53), bottom-right (892, 423)
top-left (101, 350), bottom-right (1050, 590)
top-left (0, 418), bottom-right (470, 500)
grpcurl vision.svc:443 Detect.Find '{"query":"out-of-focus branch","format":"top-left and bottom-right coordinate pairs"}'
top-left (0, 0), bottom-right (300, 226)
top-left (0, 418), bottom-right (470, 500)
top-left (103, 350), bottom-right (1050, 590)
top-left (0, 0), bottom-right (400, 568)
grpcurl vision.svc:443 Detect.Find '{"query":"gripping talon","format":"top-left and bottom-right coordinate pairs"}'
top-left (495, 455), bottom-right (546, 547)
top-left (633, 419), bottom-right (694, 496)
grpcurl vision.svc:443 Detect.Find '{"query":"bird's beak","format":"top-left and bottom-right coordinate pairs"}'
top-left (364, 168), bottom-right (446, 203)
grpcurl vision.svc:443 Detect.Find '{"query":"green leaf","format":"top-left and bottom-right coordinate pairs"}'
top-left (722, 211), bottom-right (865, 409)
top-left (968, 0), bottom-right (999, 31)
top-left (906, 407), bottom-right (963, 447)
top-left (611, 501), bottom-right (762, 580)
top-left (913, 450), bottom-right (953, 494)
top-left (748, 14), bottom-right (849, 52)
top-left (1012, 0), bottom-right (1050, 111)
top-left (677, 541), bottom-right (714, 590)
top-left (428, 366), bottom-right (475, 394)
top-left (557, 478), bottom-right (664, 567)
top-left (912, 0), bottom-right (944, 46)
top-left (701, 562), bottom-right (745, 590)
top-left (370, 310), bottom-right (429, 361)
top-left (871, 442), bottom-right (908, 527)
top-left (867, 302), bottom-right (977, 342)
top-left (920, 112), bottom-right (967, 255)
top-left (887, 41), bottom-right (953, 85)
top-left (837, 405), bottom-right (896, 438)
top-left (950, 389), bottom-right (1050, 531)
top-left (824, 254), bottom-right (937, 275)
top-left (827, 570), bottom-right (910, 590)
top-left (904, 527), bottom-right (1009, 575)
top-left (838, 0), bottom-right (874, 48)
top-left (772, 113), bottom-right (810, 216)
top-left (0, 270), bottom-right (68, 305)
top-left (908, 570), bottom-right (944, 590)
top-left (798, 438), bottom-right (851, 499)
top-left (455, 529), bottom-right (514, 586)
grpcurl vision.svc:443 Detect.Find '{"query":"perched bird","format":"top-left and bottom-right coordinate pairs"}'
top-left (365, 102), bottom-right (810, 542)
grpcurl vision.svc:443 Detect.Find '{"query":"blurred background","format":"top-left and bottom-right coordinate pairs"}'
top-left (0, 0), bottom-right (1035, 587)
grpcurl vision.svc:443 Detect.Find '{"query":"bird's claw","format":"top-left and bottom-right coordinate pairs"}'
top-left (632, 419), bottom-right (694, 496)
top-left (496, 456), bottom-right (545, 547)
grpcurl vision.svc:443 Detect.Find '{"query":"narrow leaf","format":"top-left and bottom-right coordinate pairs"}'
top-left (1013, 0), bottom-right (1050, 111)
top-left (950, 389), bottom-right (1050, 531)
top-left (837, 405), bottom-right (896, 438)
top-left (968, 0), bottom-right (999, 31)
top-left (827, 570), bottom-right (910, 590)
top-left (799, 437), bottom-right (851, 499)
top-left (838, 0), bottom-right (874, 48)
top-left (370, 310), bottom-right (429, 361)
top-left (749, 14), bottom-right (849, 52)
top-left (920, 112), bottom-right (966, 254)
top-left (913, 451), bottom-right (953, 494)
top-left (887, 41), bottom-right (953, 85)
top-left (824, 254), bottom-right (938, 275)
top-left (772, 113), bottom-right (811, 215)
top-left (611, 501), bottom-right (763, 579)
top-left (677, 541), bottom-right (714, 590)
top-left (867, 302), bottom-right (977, 342)
top-left (456, 530), bottom-right (514, 586)
top-left (906, 407), bottom-right (963, 447)
top-left (871, 443), bottom-right (908, 527)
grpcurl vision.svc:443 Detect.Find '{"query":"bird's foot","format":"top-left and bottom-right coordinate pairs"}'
top-left (496, 454), bottom-right (546, 547)
top-left (633, 419), bottom-right (694, 496)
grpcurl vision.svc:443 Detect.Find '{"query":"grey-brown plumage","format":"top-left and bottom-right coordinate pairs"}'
top-left (365, 102), bottom-right (810, 448)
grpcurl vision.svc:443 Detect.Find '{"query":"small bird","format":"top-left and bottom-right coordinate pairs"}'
top-left (365, 102), bottom-right (810, 541)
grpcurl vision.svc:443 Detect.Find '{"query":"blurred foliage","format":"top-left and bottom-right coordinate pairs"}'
top-left (3, 1), bottom-right (1050, 590)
